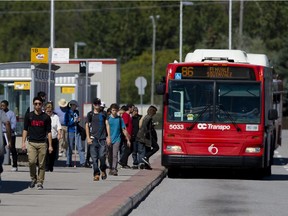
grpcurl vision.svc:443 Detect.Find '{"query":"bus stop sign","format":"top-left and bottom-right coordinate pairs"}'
top-left (135, 76), bottom-right (147, 95)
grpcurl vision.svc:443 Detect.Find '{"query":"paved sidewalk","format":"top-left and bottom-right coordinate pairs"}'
top-left (0, 153), bottom-right (166, 216)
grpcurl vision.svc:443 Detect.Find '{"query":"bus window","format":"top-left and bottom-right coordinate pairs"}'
top-left (216, 82), bottom-right (261, 123)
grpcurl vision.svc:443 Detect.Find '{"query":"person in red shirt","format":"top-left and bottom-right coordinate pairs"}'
top-left (118, 103), bottom-right (134, 168)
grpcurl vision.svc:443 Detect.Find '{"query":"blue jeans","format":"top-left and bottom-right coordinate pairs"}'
top-left (67, 132), bottom-right (85, 166)
top-left (90, 139), bottom-right (107, 176)
top-left (132, 140), bottom-right (139, 165)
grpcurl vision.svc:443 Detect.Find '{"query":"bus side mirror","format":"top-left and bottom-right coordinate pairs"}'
top-left (156, 77), bottom-right (166, 95)
top-left (268, 109), bottom-right (278, 120)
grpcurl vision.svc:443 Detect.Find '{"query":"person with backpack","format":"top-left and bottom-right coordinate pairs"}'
top-left (21, 96), bottom-right (52, 190)
top-left (107, 103), bottom-right (130, 176)
top-left (85, 98), bottom-right (111, 181)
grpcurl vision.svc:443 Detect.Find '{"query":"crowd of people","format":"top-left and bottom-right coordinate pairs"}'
top-left (0, 91), bottom-right (160, 190)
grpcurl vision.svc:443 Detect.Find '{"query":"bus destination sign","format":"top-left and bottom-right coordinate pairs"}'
top-left (176, 66), bottom-right (255, 80)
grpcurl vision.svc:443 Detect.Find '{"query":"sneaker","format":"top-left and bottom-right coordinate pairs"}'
top-left (142, 157), bottom-right (151, 168)
top-left (132, 165), bottom-right (139, 169)
top-left (37, 183), bottom-right (43, 190)
top-left (101, 170), bottom-right (107, 180)
top-left (122, 165), bottom-right (131, 169)
top-left (111, 169), bottom-right (118, 176)
top-left (93, 175), bottom-right (100, 181)
top-left (145, 166), bottom-right (153, 170)
top-left (139, 163), bottom-right (145, 169)
top-left (29, 181), bottom-right (36, 188)
top-left (11, 167), bottom-right (18, 172)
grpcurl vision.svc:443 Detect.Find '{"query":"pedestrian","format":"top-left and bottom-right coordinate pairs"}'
top-left (107, 103), bottom-right (130, 176)
top-left (131, 106), bottom-right (142, 169)
top-left (136, 105), bottom-right (159, 170)
top-left (119, 103), bottom-right (134, 168)
top-left (21, 96), bottom-right (52, 190)
top-left (85, 98), bottom-right (111, 181)
top-left (0, 109), bottom-right (12, 190)
top-left (0, 100), bottom-right (17, 171)
top-left (65, 100), bottom-right (85, 167)
top-left (54, 98), bottom-right (69, 157)
top-left (45, 102), bottom-right (62, 172)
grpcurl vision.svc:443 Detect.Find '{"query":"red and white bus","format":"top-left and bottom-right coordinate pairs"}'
top-left (156, 49), bottom-right (282, 177)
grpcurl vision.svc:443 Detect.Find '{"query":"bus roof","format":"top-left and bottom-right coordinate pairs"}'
top-left (184, 49), bottom-right (270, 67)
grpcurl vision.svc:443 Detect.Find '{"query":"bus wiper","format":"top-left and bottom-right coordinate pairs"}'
top-left (217, 104), bottom-right (241, 132)
top-left (186, 104), bottom-right (212, 130)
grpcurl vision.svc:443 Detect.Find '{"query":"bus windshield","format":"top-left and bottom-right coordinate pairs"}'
top-left (168, 80), bottom-right (261, 124)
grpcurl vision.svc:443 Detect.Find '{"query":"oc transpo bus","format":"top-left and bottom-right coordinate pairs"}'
top-left (156, 49), bottom-right (283, 178)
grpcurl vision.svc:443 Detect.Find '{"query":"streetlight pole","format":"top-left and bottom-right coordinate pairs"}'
top-left (48, 0), bottom-right (54, 102)
top-left (179, 1), bottom-right (194, 63)
top-left (179, 0), bottom-right (183, 62)
top-left (74, 41), bottom-right (87, 59)
top-left (229, 0), bottom-right (232, 49)
top-left (149, 15), bottom-right (160, 105)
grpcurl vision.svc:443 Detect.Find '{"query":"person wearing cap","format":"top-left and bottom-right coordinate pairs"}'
top-left (65, 100), bottom-right (85, 167)
top-left (54, 98), bottom-right (69, 157)
top-left (85, 98), bottom-right (111, 181)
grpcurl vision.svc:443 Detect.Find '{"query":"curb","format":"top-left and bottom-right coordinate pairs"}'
top-left (69, 156), bottom-right (167, 216)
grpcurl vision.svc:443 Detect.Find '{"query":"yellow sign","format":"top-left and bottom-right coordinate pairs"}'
top-left (61, 87), bottom-right (75, 94)
top-left (14, 82), bottom-right (30, 90)
top-left (31, 48), bottom-right (49, 63)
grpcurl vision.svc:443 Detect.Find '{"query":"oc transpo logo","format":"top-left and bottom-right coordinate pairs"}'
top-left (208, 144), bottom-right (218, 155)
top-left (197, 123), bottom-right (230, 131)
top-left (197, 123), bottom-right (208, 129)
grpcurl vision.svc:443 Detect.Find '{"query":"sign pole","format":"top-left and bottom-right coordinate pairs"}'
top-left (86, 62), bottom-right (88, 103)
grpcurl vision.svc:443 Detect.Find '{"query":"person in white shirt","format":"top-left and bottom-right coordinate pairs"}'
top-left (45, 102), bottom-right (62, 172)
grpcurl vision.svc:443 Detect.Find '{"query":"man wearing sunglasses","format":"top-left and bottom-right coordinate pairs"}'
top-left (22, 97), bottom-right (52, 190)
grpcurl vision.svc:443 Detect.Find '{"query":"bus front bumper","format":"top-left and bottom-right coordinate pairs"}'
top-left (162, 154), bottom-right (263, 169)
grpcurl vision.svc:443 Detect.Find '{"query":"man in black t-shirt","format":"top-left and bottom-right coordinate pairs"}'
top-left (22, 96), bottom-right (52, 190)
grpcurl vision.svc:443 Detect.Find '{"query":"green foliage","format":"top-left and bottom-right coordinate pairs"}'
top-left (0, 1), bottom-right (288, 105)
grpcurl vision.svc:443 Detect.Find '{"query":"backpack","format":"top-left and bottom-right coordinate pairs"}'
top-left (77, 123), bottom-right (86, 141)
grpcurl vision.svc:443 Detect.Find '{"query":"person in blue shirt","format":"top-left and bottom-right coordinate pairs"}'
top-left (107, 103), bottom-right (130, 176)
top-left (65, 100), bottom-right (85, 167)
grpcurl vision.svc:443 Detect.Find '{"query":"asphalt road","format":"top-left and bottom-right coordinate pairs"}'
top-left (129, 130), bottom-right (288, 216)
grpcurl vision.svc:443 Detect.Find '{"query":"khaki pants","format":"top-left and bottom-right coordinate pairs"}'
top-left (28, 141), bottom-right (47, 184)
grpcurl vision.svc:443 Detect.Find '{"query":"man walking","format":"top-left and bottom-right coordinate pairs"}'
top-left (0, 100), bottom-right (17, 171)
top-left (0, 109), bottom-right (11, 190)
top-left (85, 98), bottom-right (111, 181)
top-left (22, 96), bottom-right (52, 190)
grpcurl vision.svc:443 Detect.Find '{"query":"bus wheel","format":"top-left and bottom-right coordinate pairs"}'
top-left (167, 168), bottom-right (179, 178)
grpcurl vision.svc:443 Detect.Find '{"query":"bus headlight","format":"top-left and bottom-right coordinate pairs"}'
top-left (245, 147), bottom-right (261, 153)
top-left (166, 145), bottom-right (182, 152)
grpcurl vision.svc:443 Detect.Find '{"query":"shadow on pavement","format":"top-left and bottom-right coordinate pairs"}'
top-left (0, 180), bottom-right (30, 193)
top-left (273, 157), bottom-right (288, 166)
top-left (166, 167), bottom-right (288, 181)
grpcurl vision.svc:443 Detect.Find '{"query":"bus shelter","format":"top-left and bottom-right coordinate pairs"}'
top-left (0, 62), bottom-right (59, 135)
